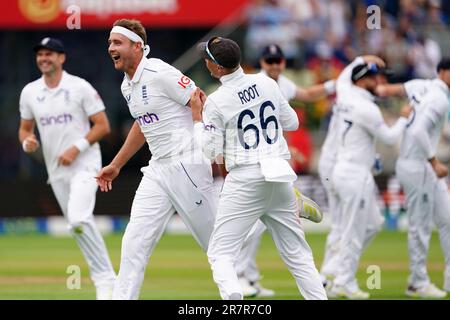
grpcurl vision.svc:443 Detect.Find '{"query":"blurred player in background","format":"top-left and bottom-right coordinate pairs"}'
top-left (259, 44), bottom-right (336, 103)
top-left (318, 55), bottom-right (387, 288)
top-left (328, 62), bottom-right (412, 299)
top-left (97, 19), bottom-right (265, 300)
top-left (376, 59), bottom-right (450, 298)
top-left (191, 36), bottom-right (327, 300)
top-left (18, 37), bottom-right (116, 299)
top-left (235, 44), bottom-right (335, 297)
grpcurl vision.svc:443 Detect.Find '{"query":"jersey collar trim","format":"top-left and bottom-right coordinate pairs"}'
top-left (40, 70), bottom-right (68, 92)
top-left (353, 84), bottom-right (375, 101)
top-left (126, 56), bottom-right (147, 84)
top-left (433, 78), bottom-right (449, 96)
top-left (220, 67), bottom-right (244, 84)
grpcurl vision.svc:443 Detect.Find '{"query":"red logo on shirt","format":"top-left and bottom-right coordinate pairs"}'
top-left (178, 76), bottom-right (191, 89)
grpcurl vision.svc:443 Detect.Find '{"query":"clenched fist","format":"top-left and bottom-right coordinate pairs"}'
top-left (22, 134), bottom-right (40, 153)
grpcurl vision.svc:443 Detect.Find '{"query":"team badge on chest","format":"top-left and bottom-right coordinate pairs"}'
top-left (142, 85), bottom-right (149, 105)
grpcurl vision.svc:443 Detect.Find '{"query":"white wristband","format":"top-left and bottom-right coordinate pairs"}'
top-left (323, 80), bottom-right (336, 95)
top-left (73, 138), bottom-right (90, 153)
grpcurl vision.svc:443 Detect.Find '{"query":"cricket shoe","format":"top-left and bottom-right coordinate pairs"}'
top-left (327, 284), bottom-right (370, 299)
top-left (405, 283), bottom-right (447, 299)
top-left (238, 276), bottom-right (258, 298)
top-left (294, 188), bottom-right (323, 223)
top-left (251, 281), bottom-right (275, 298)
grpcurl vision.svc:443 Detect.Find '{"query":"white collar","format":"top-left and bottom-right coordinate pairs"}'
top-left (352, 84), bottom-right (376, 102)
top-left (40, 70), bottom-right (67, 92)
top-left (433, 78), bottom-right (450, 96)
top-left (220, 67), bottom-right (244, 84)
top-left (259, 69), bottom-right (280, 82)
top-left (126, 55), bottom-right (147, 84)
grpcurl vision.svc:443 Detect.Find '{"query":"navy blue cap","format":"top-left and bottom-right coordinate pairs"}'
top-left (33, 37), bottom-right (65, 54)
top-left (260, 44), bottom-right (285, 60)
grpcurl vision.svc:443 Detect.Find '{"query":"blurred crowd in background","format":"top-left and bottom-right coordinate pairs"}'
top-left (0, 0), bottom-right (449, 218)
top-left (242, 0), bottom-right (450, 175)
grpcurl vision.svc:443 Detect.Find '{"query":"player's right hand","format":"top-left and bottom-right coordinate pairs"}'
top-left (189, 88), bottom-right (204, 123)
top-left (22, 135), bottom-right (40, 153)
top-left (95, 164), bottom-right (120, 192)
top-left (363, 55), bottom-right (386, 68)
top-left (400, 104), bottom-right (413, 118)
top-left (375, 84), bottom-right (389, 97)
top-left (431, 159), bottom-right (449, 178)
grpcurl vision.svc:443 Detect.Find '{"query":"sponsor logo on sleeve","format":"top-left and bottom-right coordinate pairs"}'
top-left (177, 76), bottom-right (192, 89)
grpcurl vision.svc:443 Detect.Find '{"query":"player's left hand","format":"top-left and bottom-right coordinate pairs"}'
top-left (58, 146), bottom-right (80, 166)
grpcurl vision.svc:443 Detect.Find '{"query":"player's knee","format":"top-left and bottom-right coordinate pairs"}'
top-left (68, 222), bottom-right (85, 235)
top-left (67, 219), bottom-right (91, 235)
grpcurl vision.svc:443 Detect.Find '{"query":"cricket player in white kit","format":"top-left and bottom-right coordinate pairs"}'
top-left (376, 59), bottom-right (450, 298)
top-left (191, 36), bottom-right (327, 300)
top-left (96, 19), bottom-right (263, 300)
top-left (18, 37), bottom-right (116, 299)
top-left (235, 44), bottom-right (335, 297)
top-left (328, 62), bottom-right (412, 299)
top-left (318, 55), bottom-right (386, 287)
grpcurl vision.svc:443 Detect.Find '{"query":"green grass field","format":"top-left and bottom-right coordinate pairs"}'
top-left (0, 230), bottom-right (448, 300)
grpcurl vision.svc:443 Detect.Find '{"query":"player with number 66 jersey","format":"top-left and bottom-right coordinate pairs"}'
top-left (192, 36), bottom-right (326, 300)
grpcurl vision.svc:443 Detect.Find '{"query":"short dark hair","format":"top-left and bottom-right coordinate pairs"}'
top-left (113, 19), bottom-right (147, 45)
top-left (437, 58), bottom-right (450, 72)
top-left (197, 37), bottom-right (241, 69)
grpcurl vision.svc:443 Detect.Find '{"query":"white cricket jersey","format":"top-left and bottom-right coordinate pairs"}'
top-left (400, 78), bottom-right (449, 160)
top-left (199, 67), bottom-right (298, 171)
top-left (320, 57), bottom-right (366, 165)
top-left (19, 71), bottom-right (105, 182)
top-left (120, 57), bottom-right (197, 160)
top-left (335, 86), bottom-right (408, 170)
top-left (260, 70), bottom-right (297, 101)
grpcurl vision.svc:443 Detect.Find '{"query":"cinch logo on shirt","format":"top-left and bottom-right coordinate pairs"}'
top-left (40, 113), bottom-right (73, 126)
top-left (204, 124), bottom-right (216, 132)
top-left (136, 112), bottom-right (159, 125)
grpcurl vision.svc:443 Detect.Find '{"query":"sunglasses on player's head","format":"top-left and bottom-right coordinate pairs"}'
top-left (264, 57), bottom-right (283, 65)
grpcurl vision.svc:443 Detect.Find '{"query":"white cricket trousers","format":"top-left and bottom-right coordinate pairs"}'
top-left (318, 157), bottom-right (342, 280)
top-left (207, 165), bottom-right (327, 300)
top-left (51, 170), bottom-right (116, 289)
top-left (234, 222), bottom-right (266, 282)
top-left (396, 158), bottom-right (450, 290)
top-left (332, 162), bottom-right (384, 289)
top-left (112, 156), bottom-right (217, 300)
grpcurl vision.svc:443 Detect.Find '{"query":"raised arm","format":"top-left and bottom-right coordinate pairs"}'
top-left (336, 55), bottom-right (385, 93)
top-left (375, 83), bottom-right (406, 98)
top-left (294, 80), bottom-right (336, 102)
top-left (364, 104), bottom-right (411, 146)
